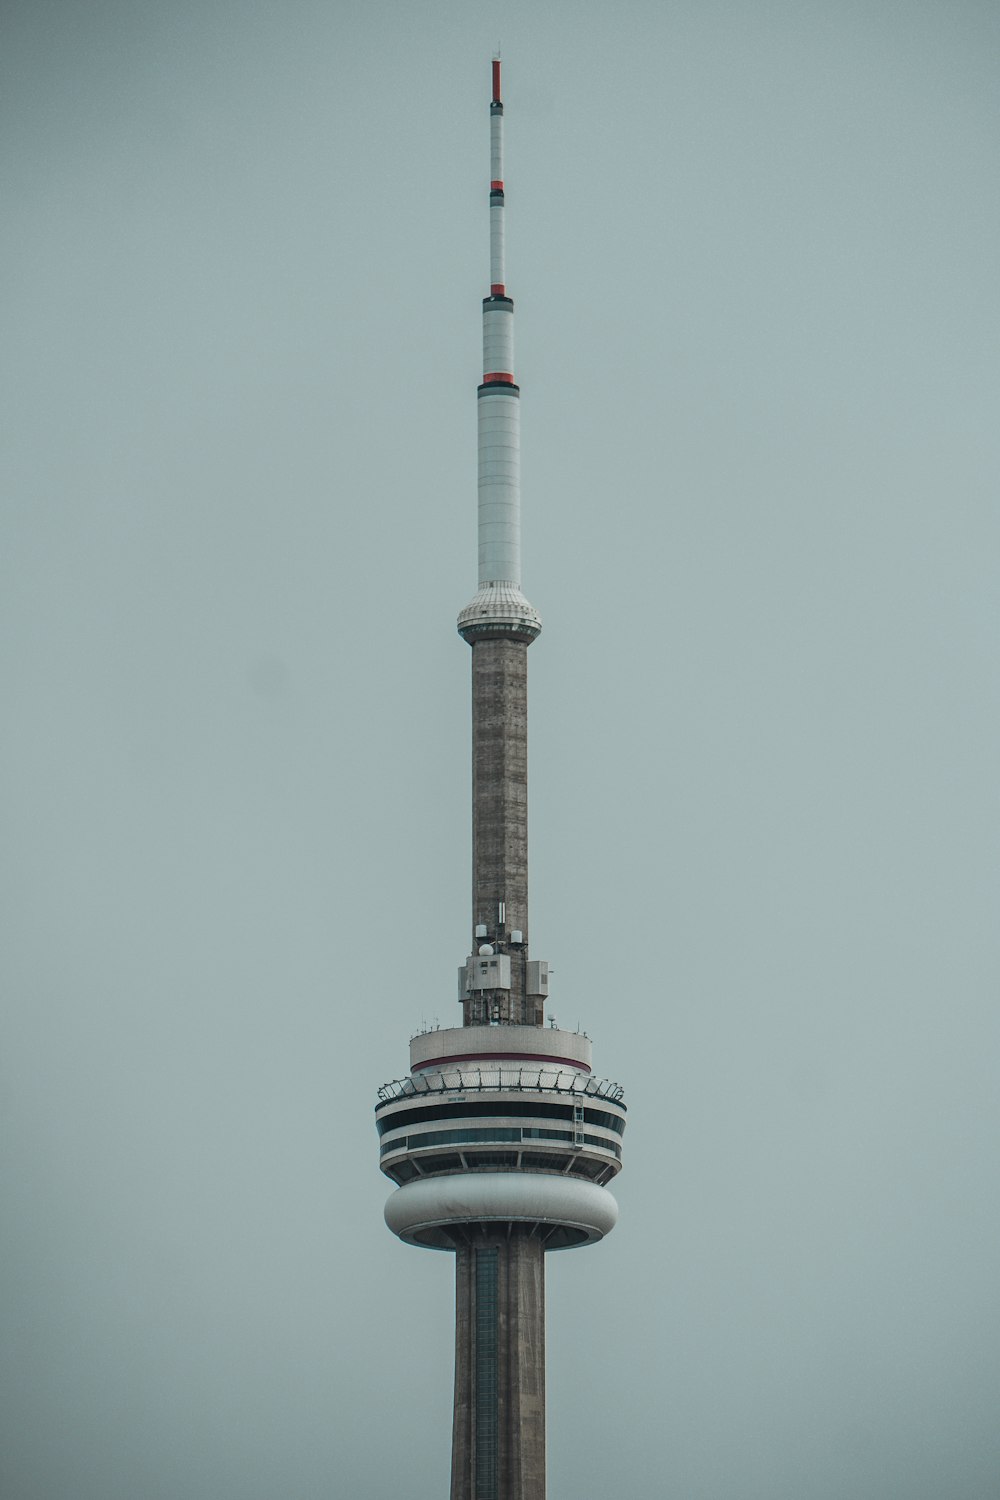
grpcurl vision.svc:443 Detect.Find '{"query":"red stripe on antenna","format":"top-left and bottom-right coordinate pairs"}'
top-left (491, 180), bottom-right (504, 190)
top-left (483, 372), bottom-right (515, 384)
top-left (490, 284), bottom-right (506, 296)
top-left (492, 59), bottom-right (501, 102)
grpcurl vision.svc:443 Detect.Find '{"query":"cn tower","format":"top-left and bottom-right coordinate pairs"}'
top-left (376, 59), bottom-right (625, 1500)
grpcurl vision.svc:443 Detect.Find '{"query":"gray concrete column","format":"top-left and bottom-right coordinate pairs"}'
top-left (451, 1231), bottom-right (546, 1500)
top-left (470, 637), bottom-right (530, 1019)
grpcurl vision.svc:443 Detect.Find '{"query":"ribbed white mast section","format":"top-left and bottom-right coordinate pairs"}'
top-left (490, 103), bottom-right (505, 291)
top-left (477, 374), bottom-right (519, 586)
top-left (458, 57), bottom-right (541, 644)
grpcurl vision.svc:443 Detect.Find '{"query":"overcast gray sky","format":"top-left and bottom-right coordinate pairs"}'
top-left (2, 2), bottom-right (999, 1497)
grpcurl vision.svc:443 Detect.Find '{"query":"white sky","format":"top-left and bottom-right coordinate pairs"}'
top-left (2, 3), bottom-right (999, 1497)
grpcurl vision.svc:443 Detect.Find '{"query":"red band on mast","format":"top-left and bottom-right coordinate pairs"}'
top-left (492, 59), bottom-right (501, 102)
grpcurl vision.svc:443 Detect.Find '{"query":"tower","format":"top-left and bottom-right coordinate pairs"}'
top-left (376, 60), bottom-right (625, 1500)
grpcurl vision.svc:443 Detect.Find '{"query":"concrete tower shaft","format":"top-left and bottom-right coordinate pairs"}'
top-left (451, 1232), bottom-right (545, 1500)
top-left (470, 638), bottom-right (533, 1022)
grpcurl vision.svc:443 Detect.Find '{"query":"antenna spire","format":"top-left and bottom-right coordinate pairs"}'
top-left (457, 58), bottom-right (541, 643)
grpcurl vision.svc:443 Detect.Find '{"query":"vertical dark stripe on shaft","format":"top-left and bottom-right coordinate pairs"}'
top-left (474, 1249), bottom-right (499, 1500)
top-left (451, 1247), bottom-right (473, 1500)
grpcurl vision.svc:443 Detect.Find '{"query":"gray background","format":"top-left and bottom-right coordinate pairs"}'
top-left (2, 2), bottom-right (998, 1496)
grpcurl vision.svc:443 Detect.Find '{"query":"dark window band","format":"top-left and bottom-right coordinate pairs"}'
top-left (380, 1126), bottom-right (622, 1159)
top-left (376, 1099), bottom-right (626, 1136)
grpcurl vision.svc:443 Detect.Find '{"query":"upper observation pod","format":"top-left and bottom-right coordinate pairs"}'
top-left (458, 57), bottom-right (542, 645)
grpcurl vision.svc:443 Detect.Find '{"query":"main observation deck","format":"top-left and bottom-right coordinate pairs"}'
top-left (377, 1025), bottom-right (626, 1249)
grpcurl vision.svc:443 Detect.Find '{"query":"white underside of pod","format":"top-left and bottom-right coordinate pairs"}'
top-left (384, 1171), bottom-right (618, 1250)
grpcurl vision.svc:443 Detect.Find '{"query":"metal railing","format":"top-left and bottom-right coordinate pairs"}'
top-left (376, 1068), bottom-right (625, 1106)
